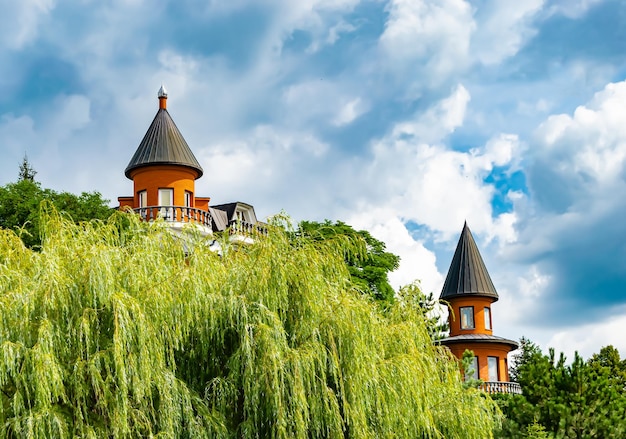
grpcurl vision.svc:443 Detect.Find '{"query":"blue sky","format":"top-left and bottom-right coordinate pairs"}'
top-left (2, 0), bottom-right (626, 358)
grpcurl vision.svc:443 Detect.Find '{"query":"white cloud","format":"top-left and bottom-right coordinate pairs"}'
top-left (471, 0), bottom-right (545, 65)
top-left (392, 84), bottom-right (470, 143)
top-left (533, 81), bottom-right (626, 196)
top-left (333, 98), bottom-right (367, 126)
top-left (547, 0), bottom-right (605, 18)
top-left (326, 20), bottom-right (356, 45)
top-left (545, 310), bottom-right (626, 359)
top-left (379, 0), bottom-right (474, 90)
top-left (361, 87), bottom-right (519, 241)
top-left (0, 0), bottom-right (55, 49)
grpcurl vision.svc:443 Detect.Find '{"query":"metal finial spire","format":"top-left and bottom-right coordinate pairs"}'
top-left (158, 84), bottom-right (168, 98)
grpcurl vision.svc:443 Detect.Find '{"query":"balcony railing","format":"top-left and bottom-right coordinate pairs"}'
top-left (228, 220), bottom-right (268, 236)
top-left (479, 381), bottom-right (522, 395)
top-left (133, 206), bottom-right (212, 229)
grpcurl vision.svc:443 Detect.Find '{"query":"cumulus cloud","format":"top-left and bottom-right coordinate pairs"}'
top-left (333, 98), bottom-right (368, 126)
top-left (392, 84), bottom-right (470, 143)
top-left (471, 0), bottom-right (545, 65)
top-left (359, 86), bottom-right (520, 242)
top-left (379, 0), bottom-right (474, 90)
top-left (546, 0), bottom-right (605, 18)
top-left (0, 0), bottom-right (55, 49)
top-left (507, 81), bottom-right (626, 328)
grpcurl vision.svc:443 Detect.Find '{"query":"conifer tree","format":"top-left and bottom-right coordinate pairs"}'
top-left (18, 154), bottom-right (37, 182)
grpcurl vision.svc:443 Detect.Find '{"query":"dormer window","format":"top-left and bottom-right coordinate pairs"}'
top-left (235, 209), bottom-right (250, 223)
top-left (460, 306), bottom-right (474, 329)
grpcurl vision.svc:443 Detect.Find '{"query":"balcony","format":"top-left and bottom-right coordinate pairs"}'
top-left (133, 206), bottom-right (213, 235)
top-left (227, 220), bottom-right (268, 236)
top-left (479, 381), bottom-right (522, 395)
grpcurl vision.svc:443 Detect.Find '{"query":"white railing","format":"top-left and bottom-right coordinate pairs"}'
top-left (480, 381), bottom-right (522, 395)
top-left (133, 206), bottom-right (212, 229)
top-left (228, 220), bottom-right (267, 236)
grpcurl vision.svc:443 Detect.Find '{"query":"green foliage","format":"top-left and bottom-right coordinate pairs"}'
top-left (297, 220), bottom-right (400, 303)
top-left (461, 349), bottom-right (483, 389)
top-left (526, 419), bottom-right (549, 439)
top-left (495, 338), bottom-right (626, 439)
top-left (0, 179), bottom-right (112, 248)
top-left (396, 282), bottom-right (448, 340)
top-left (18, 154), bottom-right (37, 182)
top-left (0, 209), bottom-right (501, 438)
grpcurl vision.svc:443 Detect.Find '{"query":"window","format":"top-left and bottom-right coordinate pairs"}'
top-left (158, 188), bottom-right (174, 219)
top-left (138, 190), bottom-right (147, 208)
top-left (484, 307), bottom-right (491, 330)
top-left (184, 191), bottom-right (192, 207)
top-left (488, 357), bottom-right (499, 382)
top-left (465, 356), bottom-right (479, 381)
top-left (235, 210), bottom-right (247, 222)
top-left (158, 188), bottom-right (173, 206)
top-left (460, 307), bottom-right (474, 329)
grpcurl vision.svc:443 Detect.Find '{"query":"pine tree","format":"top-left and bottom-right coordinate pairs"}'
top-left (18, 154), bottom-right (37, 182)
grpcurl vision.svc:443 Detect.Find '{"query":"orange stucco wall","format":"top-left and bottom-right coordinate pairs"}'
top-left (128, 165), bottom-right (203, 209)
top-left (446, 342), bottom-right (512, 382)
top-left (195, 197), bottom-right (210, 212)
top-left (448, 296), bottom-right (496, 337)
top-left (118, 197), bottom-right (133, 210)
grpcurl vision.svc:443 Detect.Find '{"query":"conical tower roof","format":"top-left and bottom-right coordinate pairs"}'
top-left (440, 222), bottom-right (498, 301)
top-left (125, 87), bottom-right (203, 179)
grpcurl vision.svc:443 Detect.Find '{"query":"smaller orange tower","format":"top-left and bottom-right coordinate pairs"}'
top-left (439, 222), bottom-right (518, 385)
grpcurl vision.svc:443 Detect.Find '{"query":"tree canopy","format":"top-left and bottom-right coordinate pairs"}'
top-left (0, 209), bottom-right (500, 438)
top-left (0, 178), bottom-right (112, 248)
top-left (297, 220), bottom-right (400, 303)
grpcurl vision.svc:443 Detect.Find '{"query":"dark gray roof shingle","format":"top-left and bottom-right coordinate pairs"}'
top-left (438, 333), bottom-right (518, 350)
top-left (439, 222), bottom-right (499, 301)
top-left (125, 108), bottom-right (203, 179)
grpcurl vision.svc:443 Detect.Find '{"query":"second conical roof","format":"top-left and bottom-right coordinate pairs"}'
top-left (125, 106), bottom-right (203, 179)
top-left (439, 222), bottom-right (498, 301)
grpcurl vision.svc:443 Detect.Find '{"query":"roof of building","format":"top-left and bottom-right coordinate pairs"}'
top-left (125, 91), bottom-right (203, 179)
top-left (211, 202), bottom-right (257, 223)
top-left (210, 207), bottom-right (229, 232)
top-left (438, 333), bottom-right (519, 350)
top-left (439, 222), bottom-right (499, 302)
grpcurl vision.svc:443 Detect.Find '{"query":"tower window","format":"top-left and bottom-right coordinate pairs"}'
top-left (158, 188), bottom-right (174, 219)
top-left (488, 356), bottom-right (499, 382)
top-left (185, 191), bottom-right (192, 207)
top-left (138, 190), bottom-right (147, 208)
top-left (484, 307), bottom-right (492, 330)
top-left (158, 188), bottom-right (173, 206)
top-left (460, 306), bottom-right (474, 329)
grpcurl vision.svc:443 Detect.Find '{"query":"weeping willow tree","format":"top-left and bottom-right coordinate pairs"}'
top-left (0, 207), bottom-right (500, 438)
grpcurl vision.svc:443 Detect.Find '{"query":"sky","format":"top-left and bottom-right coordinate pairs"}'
top-left (2, 0), bottom-right (626, 360)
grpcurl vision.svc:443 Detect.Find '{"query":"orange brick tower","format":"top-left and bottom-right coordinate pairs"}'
top-left (117, 85), bottom-right (212, 230)
top-left (439, 222), bottom-right (518, 385)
